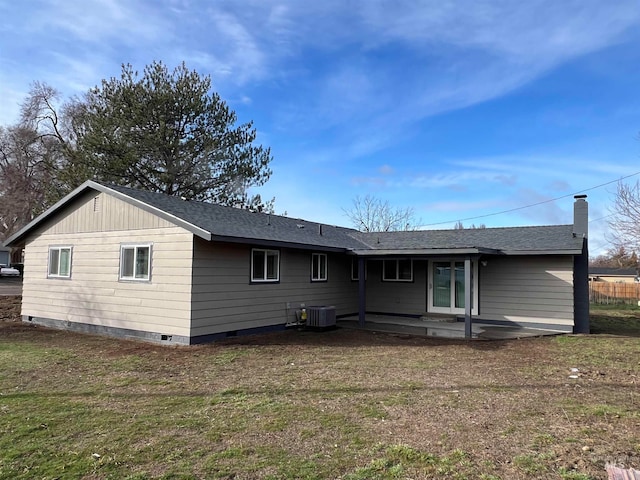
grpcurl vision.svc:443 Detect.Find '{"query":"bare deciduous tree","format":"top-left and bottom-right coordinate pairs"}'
top-left (590, 245), bottom-right (638, 269)
top-left (0, 125), bottom-right (58, 240)
top-left (343, 195), bottom-right (419, 232)
top-left (609, 180), bottom-right (640, 253)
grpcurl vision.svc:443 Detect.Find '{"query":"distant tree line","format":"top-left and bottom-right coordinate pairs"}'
top-left (453, 221), bottom-right (486, 230)
top-left (0, 61), bottom-right (274, 241)
top-left (590, 246), bottom-right (638, 270)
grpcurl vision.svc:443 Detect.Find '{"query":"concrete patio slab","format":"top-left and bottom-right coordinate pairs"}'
top-left (338, 314), bottom-right (564, 340)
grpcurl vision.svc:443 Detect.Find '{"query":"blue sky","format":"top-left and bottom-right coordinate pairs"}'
top-left (2, 1), bottom-right (640, 255)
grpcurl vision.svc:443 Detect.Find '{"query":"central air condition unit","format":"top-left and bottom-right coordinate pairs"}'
top-left (306, 306), bottom-right (336, 327)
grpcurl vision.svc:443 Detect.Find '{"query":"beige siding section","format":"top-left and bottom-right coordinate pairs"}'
top-left (190, 239), bottom-right (358, 336)
top-left (365, 260), bottom-right (427, 315)
top-left (42, 191), bottom-right (174, 235)
top-left (478, 256), bottom-right (574, 328)
top-left (21, 194), bottom-right (193, 337)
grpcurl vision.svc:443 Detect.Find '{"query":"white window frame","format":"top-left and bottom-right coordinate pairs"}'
top-left (48, 246), bottom-right (73, 278)
top-left (428, 259), bottom-right (479, 315)
top-left (382, 259), bottom-right (413, 282)
top-left (311, 253), bottom-right (328, 282)
top-left (119, 243), bottom-right (152, 282)
top-left (251, 248), bottom-right (280, 283)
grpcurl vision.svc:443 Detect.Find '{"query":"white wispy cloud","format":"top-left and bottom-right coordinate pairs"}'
top-left (1, 0), bottom-right (638, 167)
top-left (241, 0), bottom-right (640, 157)
top-left (32, 0), bottom-right (169, 44)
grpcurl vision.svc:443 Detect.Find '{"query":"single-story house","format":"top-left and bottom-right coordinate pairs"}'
top-left (589, 267), bottom-right (639, 283)
top-left (3, 181), bottom-right (589, 344)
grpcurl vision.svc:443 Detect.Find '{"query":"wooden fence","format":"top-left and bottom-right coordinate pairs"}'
top-left (589, 282), bottom-right (640, 305)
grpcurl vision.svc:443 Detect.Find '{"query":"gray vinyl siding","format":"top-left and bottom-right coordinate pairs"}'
top-left (365, 260), bottom-right (427, 315)
top-left (20, 193), bottom-right (193, 337)
top-left (478, 255), bottom-right (574, 328)
top-left (190, 238), bottom-right (358, 336)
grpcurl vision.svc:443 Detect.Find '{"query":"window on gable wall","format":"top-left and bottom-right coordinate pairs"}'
top-left (48, 246), bottom-right (72, 278)
top-left (311, 253), bottom-right (327, 281)
top-left (252, 248), bottom-right (280, 282)
top-left (120, 244), bottom-right (152, 281)
top-left (382, 259), bottom-right (413, 282)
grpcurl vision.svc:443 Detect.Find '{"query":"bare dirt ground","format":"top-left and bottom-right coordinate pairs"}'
top-left (0, 294), bottom-right (20, 321)
top-left (1, 296), bottom-right (639, 479)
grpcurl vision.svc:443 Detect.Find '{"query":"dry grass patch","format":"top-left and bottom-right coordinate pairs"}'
top-left (1, 298), bottom-right (639, 479)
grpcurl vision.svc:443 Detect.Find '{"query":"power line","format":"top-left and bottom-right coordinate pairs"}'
top-left (589, 240), bottom-right (613, 251)
top-left (421, 170), bottom-right (640, 228)
top-left (589, 214), bottom-right (613, 224)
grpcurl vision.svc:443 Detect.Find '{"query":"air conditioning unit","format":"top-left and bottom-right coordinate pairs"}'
top-left (306, 306), bottom-right (336, 327)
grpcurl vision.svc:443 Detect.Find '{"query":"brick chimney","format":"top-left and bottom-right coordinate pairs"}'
top-left (573, 195), bottom-right (588, 238)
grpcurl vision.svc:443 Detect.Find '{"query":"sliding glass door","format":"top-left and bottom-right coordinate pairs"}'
top-left (429, 260), bottom-right (478, 314)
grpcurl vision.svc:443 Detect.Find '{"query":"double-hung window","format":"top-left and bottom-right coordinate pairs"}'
top-left (120, 244), bottom-right (152, 281)
top-left (252, 248), bottom-right (279, 282)
top-left (311, 253), bottom-right (327, 282)
top-left (382, 259), bottom-right (413, 282)
top-left (48, 246), bottom-right (72, 278)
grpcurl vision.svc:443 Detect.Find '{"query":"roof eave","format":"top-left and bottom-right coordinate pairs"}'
top-left (4, 180), bottom-right (98, 247)
top-left (500, 249), bottom-right (584, 255)
top-left (99, 184), bottom-right (212, 240)
top-left (349, 247), bottom-right (497, 256)
top-left (3, 180), bottom-right (212, 247)
top-left (209, 234), bottom-right (350, 253)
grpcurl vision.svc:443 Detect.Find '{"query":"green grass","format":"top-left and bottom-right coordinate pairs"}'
top-left (590, 303), bottom-right (640, 335)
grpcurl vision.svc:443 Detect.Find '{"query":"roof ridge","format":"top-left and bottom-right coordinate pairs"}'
top-left (103, 182), bottom-right (360, 231)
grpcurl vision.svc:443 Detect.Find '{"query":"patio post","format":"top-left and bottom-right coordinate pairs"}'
top-left (358, 257), bottom-right (366, 327)
top-left (464, 256), bottom-right (473, 338)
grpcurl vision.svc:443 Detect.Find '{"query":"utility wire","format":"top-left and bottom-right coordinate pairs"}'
top-left (421, 170), bottom-right (640, 228)
top-left (588, 214), bottom-right (613, 224)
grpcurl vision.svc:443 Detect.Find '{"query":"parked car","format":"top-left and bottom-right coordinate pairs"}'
top-left (0, 265), bottom-right (20, 277)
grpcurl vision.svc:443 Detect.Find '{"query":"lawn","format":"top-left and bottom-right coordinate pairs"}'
top-left (0, 296), bottom-right (638, 480)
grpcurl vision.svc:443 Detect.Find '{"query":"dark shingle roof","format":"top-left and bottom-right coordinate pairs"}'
top-left (105, 183), bottom-right (369, 251)
top-left (589, 267), bottom-right (638, 276)
top-left (353, 225), bottom-right (584, 254)
top-left (3, 181), bottom-right (585, 256)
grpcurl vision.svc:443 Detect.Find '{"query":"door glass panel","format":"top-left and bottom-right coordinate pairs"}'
top-left (454, 262), bottom-right (465, 308)
top-left (433, 262), bottom-right (451, 307)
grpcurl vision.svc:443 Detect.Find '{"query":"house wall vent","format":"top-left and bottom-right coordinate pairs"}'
top-left (306, 306), bottom-right (336, 327)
